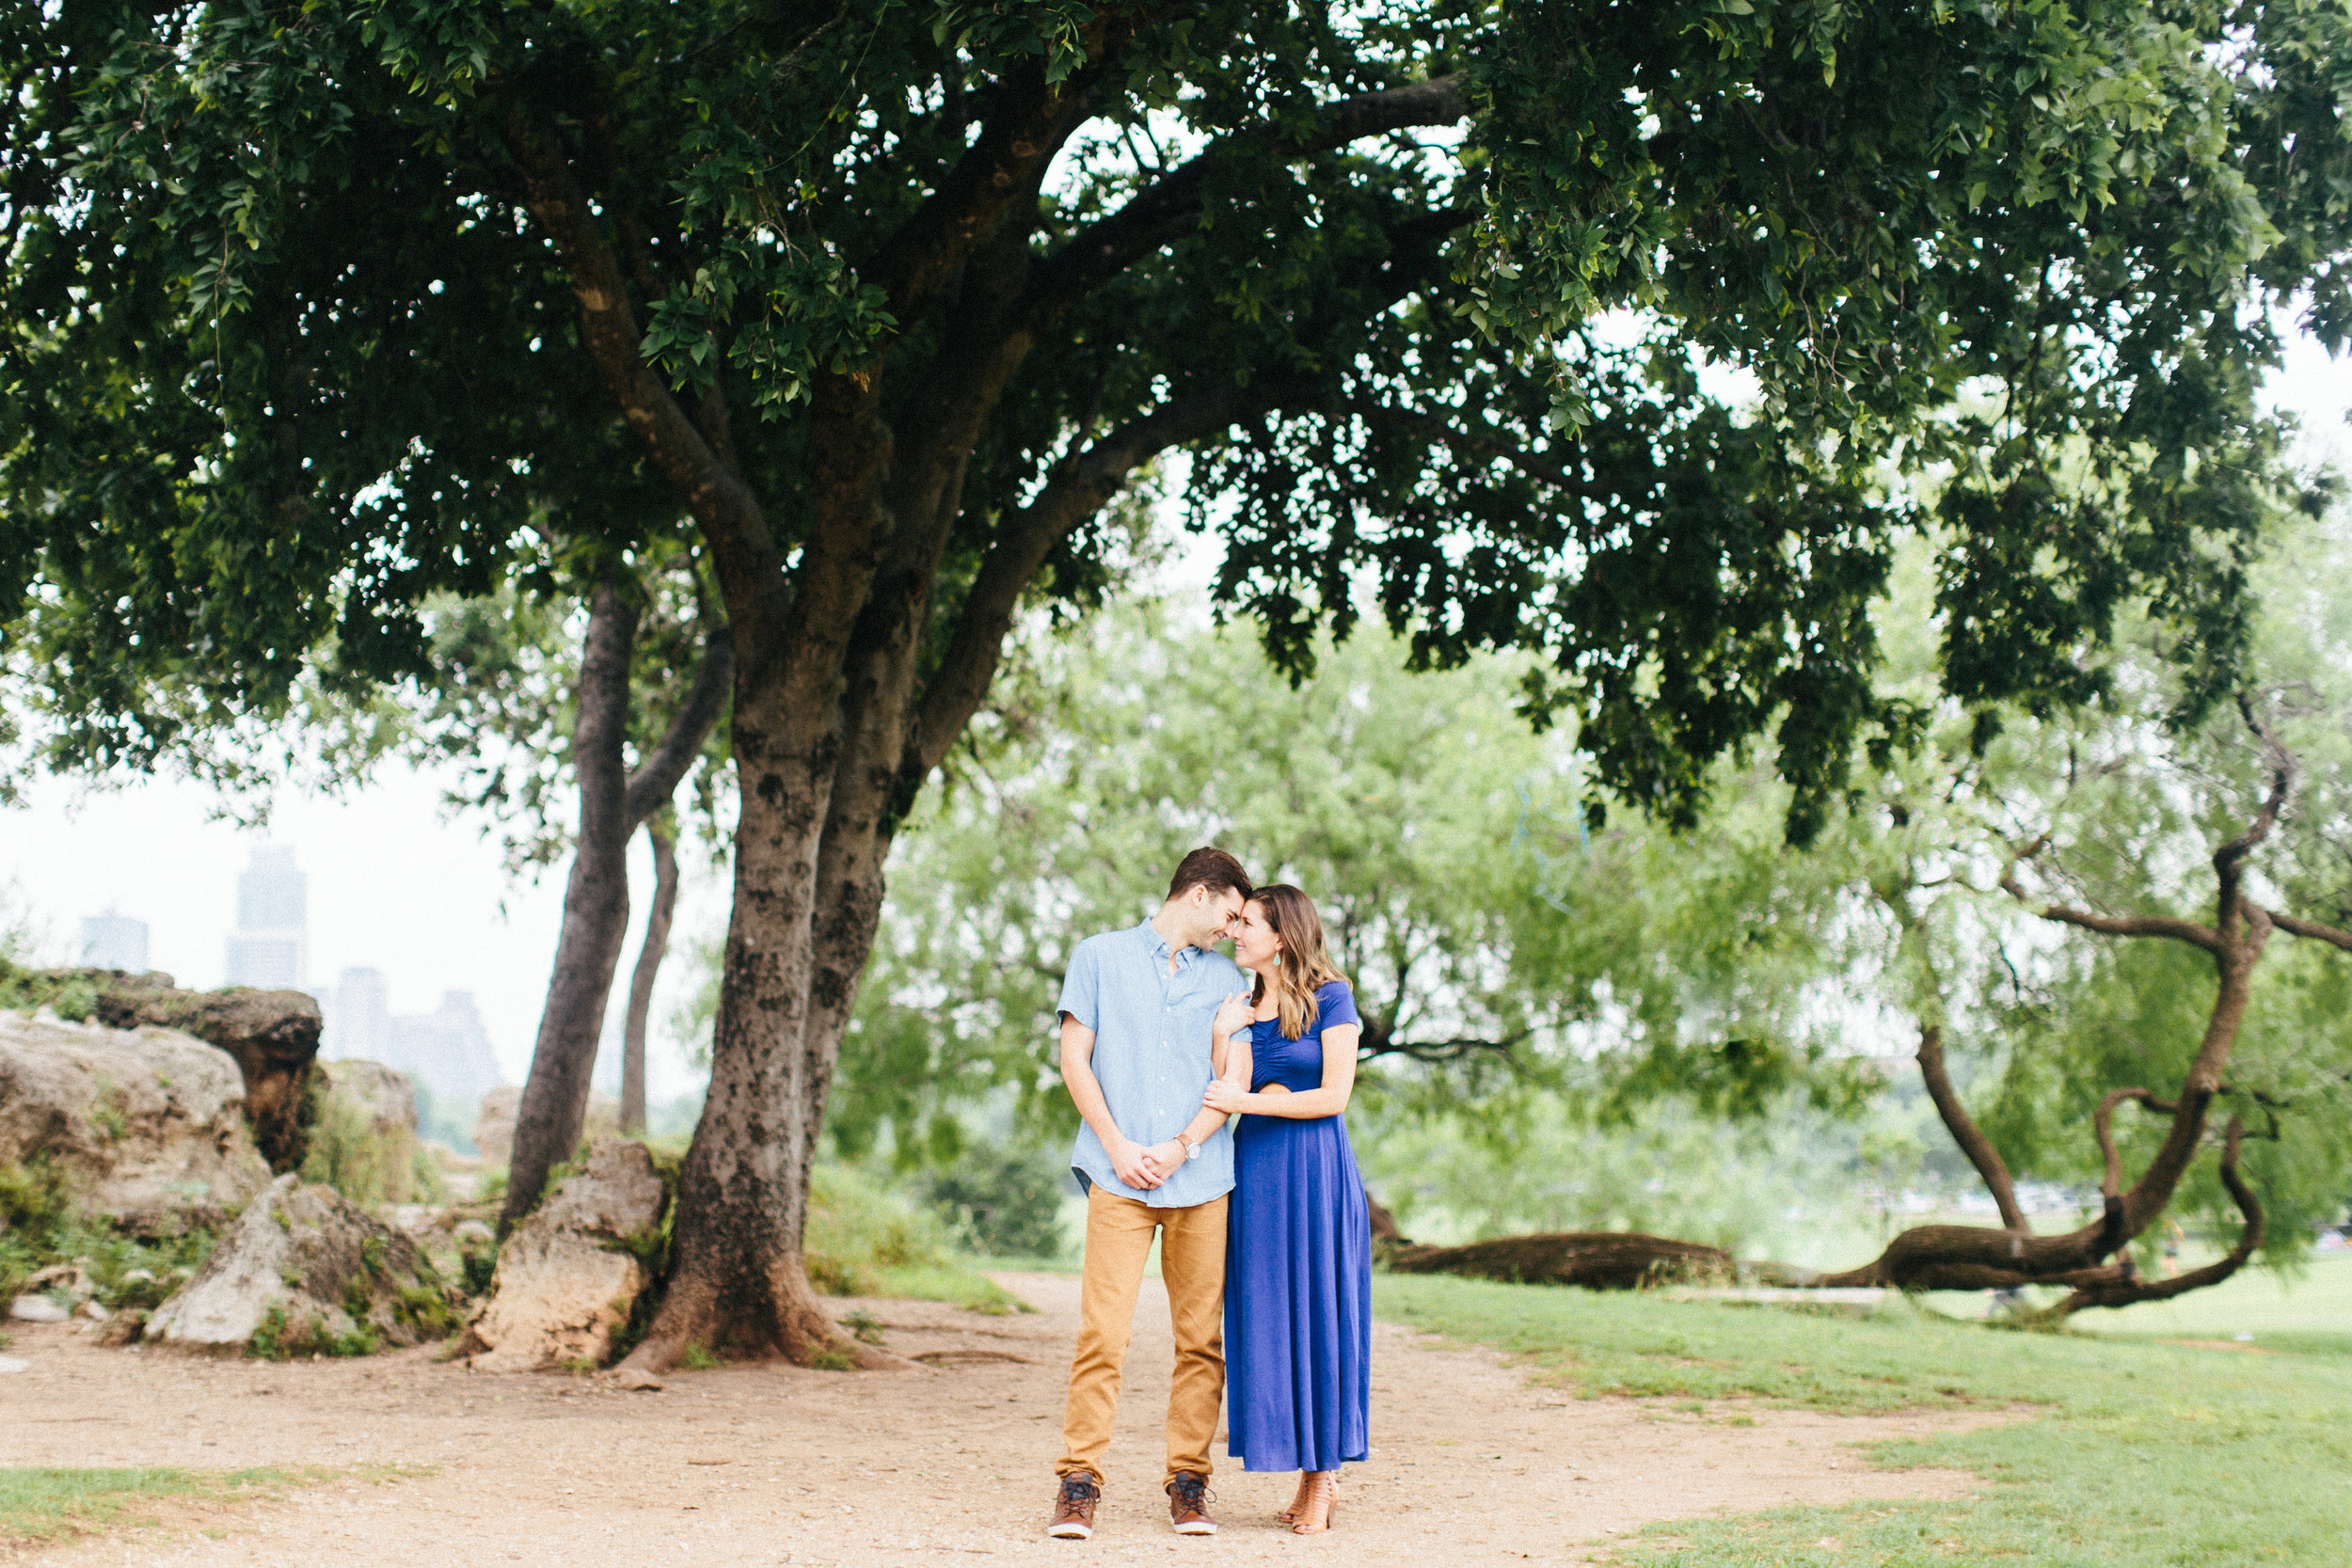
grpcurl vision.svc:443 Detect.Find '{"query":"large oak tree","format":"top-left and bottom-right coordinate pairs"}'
top-left (5, 0), bottom-right (2347, 1368)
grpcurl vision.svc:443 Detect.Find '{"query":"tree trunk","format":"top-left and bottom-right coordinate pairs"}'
top-left (496, 594), bottom-right (732, 1230)
top-left (620, 823), bottom-right (678, 1137)
top-left (1385, 1231), bottom-right (1736, 1290)
top-left (500, 578), bottom-right (639, 1235)
top-left (617, 641), bottom-right (907, 1371)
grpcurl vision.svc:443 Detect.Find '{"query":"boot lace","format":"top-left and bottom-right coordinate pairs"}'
top-left (1168, 1472), bottom-right (1215, 1510)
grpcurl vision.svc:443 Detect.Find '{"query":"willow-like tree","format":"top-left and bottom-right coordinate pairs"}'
top-left (5, 0), bottom-right (2347, 1369)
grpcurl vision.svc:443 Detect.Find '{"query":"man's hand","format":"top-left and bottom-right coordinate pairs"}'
top-left (1137, 1139), bottom-right (1188, 1180)
top-left (1108, 1135), bottom-right (1164, 1191)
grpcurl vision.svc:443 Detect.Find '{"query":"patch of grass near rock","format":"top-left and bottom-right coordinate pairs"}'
top-left (0, 1464), bottom-right (425, 1550)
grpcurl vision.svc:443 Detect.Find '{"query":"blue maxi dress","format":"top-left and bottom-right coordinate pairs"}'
top-left (1225, 980), bottom-right (1372, 1473)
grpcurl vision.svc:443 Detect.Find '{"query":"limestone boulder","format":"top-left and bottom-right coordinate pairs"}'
top-left (0, 1010), bottom-right (272, 1233)
top-left (82, 975), bottom-right (322, 1170)
top-left (144, 1174), bottom-right (458, 1354)
top-left (464, 1140), bottom-right (667, 1373)
top-left (471, 1084), bottom-right (620, 1166)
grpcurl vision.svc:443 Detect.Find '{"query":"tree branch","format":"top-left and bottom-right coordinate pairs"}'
top-left (2054, 1118), bottom-right (2263, 1316)
top-left (1915, 1023), bottom-right (2027, 1231)
top-left (2093, 1087), bottom-right (2179, 1199)
top-left (904, 379), bottom-right (1304, 780)
top-left (1356, 1027), bottom-right (1530, 1065)
top-left (500, 109), bottom-right (783, 637)
top-left (622, 618), bottom-right (734, 827)
top-left (2265, 910), bottom-right (2352, 953)
top-left (862, 13), bottom-right (1159, 340)
top-left (1026, 77), bottom-right (1469, 316)
top-left (1999, 846), bottom-right (2222, 954)
top-left (2214, 737), bottom-right (2295, 934)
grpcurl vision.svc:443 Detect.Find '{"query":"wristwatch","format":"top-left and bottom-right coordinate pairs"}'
top-left (1178, 1134), bottom-right (1202, 1162)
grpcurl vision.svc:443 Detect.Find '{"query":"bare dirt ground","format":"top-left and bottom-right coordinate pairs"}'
top-left (3, 1272), bottom-right (2016, 1565)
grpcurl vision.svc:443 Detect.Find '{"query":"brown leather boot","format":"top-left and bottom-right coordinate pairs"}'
top-left (1167, 1471), bottom-right (1218, 1535)
top-left (1048, 1472), bottom-right (1101, 1540)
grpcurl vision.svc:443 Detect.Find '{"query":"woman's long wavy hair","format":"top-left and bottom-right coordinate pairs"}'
top-left (1248, 884), bottom-right (1348, 1040)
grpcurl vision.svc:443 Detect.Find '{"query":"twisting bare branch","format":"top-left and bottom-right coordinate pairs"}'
top-left (2093, 1088), bottom-right (2180, 1198)
top-left (2264, 910), bottom-right (2352, 953)
top-left (2053, 1117), bottom-right (2264, 1317)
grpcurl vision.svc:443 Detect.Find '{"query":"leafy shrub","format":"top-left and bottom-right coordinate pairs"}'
top-left (299, 1085), bottom-right (421, 1206)
top-left (803, 1164), bottom-right (959, 1294)
top-left (0, 1158), bottom-right (210, 1310)
top-left (248, 1302), bottom-right (377, 1360)
top-left (922, 1148), bottom-right (1070, 1259)
top-left (803, 1164), bottom-right (1029, 1314)
top-left (459, 1243), bottom-right (499, 1297)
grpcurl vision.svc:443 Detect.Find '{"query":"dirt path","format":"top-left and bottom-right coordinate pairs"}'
top-left (3, 1273), bottom-right (2012, 1564)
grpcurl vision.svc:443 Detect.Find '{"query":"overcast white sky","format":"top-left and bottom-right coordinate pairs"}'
top-left (4, 323), bottom-right (2344, 1099)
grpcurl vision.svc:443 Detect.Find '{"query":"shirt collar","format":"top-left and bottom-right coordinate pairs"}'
top-left (1136, 915), bottom-right (1195, 968)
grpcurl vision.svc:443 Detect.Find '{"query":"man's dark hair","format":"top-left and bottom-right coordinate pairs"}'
top-left (1167, 847), bottom-right (1252, 903)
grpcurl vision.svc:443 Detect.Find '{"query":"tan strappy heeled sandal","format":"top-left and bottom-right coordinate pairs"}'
top-left (1290, 1472), bottom-right (1337, 1535)
top-left (1277, 1473), bottom-right (1311, 1524)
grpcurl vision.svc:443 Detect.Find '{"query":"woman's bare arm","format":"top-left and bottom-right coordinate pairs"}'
top-left (1203, 1024), bottom-right (1359, 1118)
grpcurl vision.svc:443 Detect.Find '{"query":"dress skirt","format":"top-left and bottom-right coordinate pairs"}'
top-left (1224, 1111), bottom-right (1372, 1472)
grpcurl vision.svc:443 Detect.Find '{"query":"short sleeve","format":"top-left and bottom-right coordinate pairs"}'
top-left (1056, 941), bottom-right (1101, 1031)
top-left (1314, 979), bottom-right (1360, 1032)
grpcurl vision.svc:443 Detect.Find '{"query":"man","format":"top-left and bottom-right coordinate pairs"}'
top-left (1047, 847), bottom-right (1253, 1542)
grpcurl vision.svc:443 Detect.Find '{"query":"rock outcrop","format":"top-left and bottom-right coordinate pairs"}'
top-left (144, 1174), bottom-right (458, 1354)
top-left (470, 1084), bottom-right (619, 1165)
top-left (463, 1140), bottom-right (666, 1373)
top-left (0, 1010), bottom-right (273, 1233)
top-left (79, 974), bottom-right (323, 1170)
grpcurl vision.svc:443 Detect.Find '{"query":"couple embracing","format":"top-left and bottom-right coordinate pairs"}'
top-left (1047, 847), bottom-right (1370, 1542)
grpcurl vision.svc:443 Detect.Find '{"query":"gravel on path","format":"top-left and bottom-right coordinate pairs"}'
top-left (1, 1271), bottom-right (2012, 1565)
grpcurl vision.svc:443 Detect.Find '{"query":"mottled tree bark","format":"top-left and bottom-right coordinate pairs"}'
top-left (500, 579), bottom-right (638, 1235)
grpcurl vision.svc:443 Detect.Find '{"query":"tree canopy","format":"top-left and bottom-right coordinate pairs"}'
top-left (6, 0), bottom-right (2349, 1364)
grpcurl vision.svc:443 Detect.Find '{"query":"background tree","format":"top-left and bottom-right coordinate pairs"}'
top-left (833, 602), bottom-right (1868, 1166)
top-left (7, 0), bottom-right (2348, 1367)
top-left (401, 548), bottom-right (731, 1227)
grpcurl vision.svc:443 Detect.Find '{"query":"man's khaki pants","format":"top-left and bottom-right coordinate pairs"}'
top-left (1057, 1184), bottom-right (1229, 1486)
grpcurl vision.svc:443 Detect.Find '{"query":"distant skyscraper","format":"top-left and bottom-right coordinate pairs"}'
top-left (381, 990), bottom-right (505, 1103)
top-left (326, 966), bottom-right (392, 1061)
top-left (224, 846), bottom-right (308, 990)
top-left (79, 911), bottom-right (150, 972)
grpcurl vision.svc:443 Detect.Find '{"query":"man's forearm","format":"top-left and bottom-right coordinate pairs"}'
top-left (1062, 1058), bottom-right (1128, 1150)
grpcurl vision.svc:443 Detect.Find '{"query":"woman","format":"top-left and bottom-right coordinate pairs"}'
top-left (1204, 884), bottom-right (1370, 1535)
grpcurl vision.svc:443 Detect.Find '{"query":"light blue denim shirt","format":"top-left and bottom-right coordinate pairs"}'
top-left (1057, 917), bottom-right (1247, 1209)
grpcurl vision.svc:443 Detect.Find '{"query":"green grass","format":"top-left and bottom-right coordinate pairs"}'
top-left (0, 1465), bottom-right (420, 1548)
top-left (1374, 1275), bottom-right (2352, 1566)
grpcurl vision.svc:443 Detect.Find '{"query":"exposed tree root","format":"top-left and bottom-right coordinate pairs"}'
top-left (616, 1257), bottom-right (914, 1374)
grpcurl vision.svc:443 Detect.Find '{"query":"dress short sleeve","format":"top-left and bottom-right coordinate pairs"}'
top-left (1056, 939), bottom-right (1101, 1031)
top-left (1313, 980), bottom-right (1360, 1033)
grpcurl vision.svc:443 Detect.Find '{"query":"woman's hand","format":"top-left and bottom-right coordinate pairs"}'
top-left (1213, 990), bottom-right (1254, 1040)
top-left (1203, 1078), bottom-right (1250, 1114)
